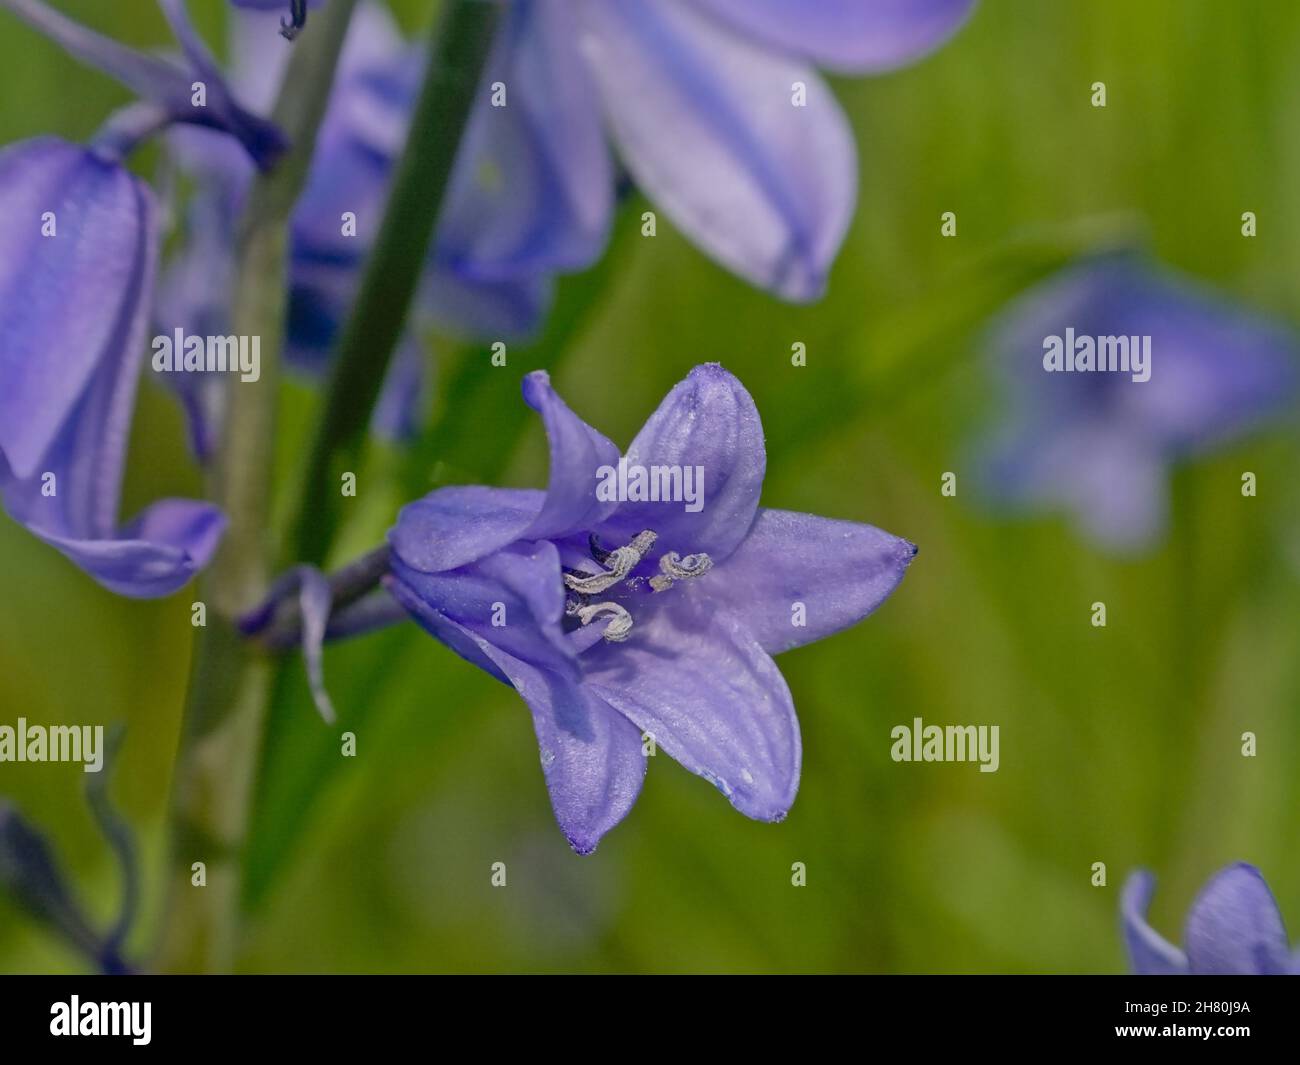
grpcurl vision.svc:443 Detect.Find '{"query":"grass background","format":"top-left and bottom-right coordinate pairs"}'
top-left (2, 0), bottom-right (1299, 973)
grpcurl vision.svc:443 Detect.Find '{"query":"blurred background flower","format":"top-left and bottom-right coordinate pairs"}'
top-left (1124, 864), bottom-right (1298, 974)
top-left (976, 254), bottom-right (1297, 552)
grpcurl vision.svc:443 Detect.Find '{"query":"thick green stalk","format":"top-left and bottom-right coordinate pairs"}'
top-left (288, 0), bottom-right (502, 567)
top-left (156, 0), bottom-right (358, 974)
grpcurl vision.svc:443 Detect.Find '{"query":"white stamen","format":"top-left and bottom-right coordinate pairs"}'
top-left (563, 530), bottom-right (657, 594)
top-left (576, 601), bottom-right (634, 642)
top-left (649, 550), bottom-right (713, 592)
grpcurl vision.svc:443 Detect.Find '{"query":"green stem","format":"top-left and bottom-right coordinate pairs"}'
top-left (288, 0), bottom-right (502, 567)
top-left (156, 0), bottom-right (359, 974)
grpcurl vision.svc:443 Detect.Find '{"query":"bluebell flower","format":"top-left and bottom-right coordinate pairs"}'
top-left (181, 0), bottom-right (979, 457)
top-left (1123, 864), bottom-right (1300, 975)
top-left (2, 0), bottom-right (286, 169)
top-left (383, 364), bottom-right (917, 853)
top-left (231, 0), bottom-right (975, 300)
top-left (0, 138), bottom-right (226, 596)
top-left (160, 3), bottom-right (543, 451)
top-left (978, 256), bottom-right (1299, 551)
top-left (432, 0), bottom-right (976, 301)
top-left (0, 1), bottom-right (292, 594)
top-left (281, 3), bottom-right (550, 355)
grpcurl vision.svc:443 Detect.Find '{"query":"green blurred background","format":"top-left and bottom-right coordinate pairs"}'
top-left (2, 0), bottom-right (1299, 973)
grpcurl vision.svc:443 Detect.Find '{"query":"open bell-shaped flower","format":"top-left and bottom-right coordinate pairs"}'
top-left (384, 364), bottom-right (917, 853)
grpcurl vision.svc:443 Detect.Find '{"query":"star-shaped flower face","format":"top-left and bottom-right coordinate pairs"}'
top-left (386, 364), bottom-right (916, 853)
top-left (979, 256), bottom-right (1298, 552)
top-left (1123, 864), bottom-right (1300, 975)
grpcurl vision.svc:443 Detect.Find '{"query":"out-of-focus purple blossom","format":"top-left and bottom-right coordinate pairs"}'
top-left (422, 0), bottom-right (976, 302)
top-left (159, 3), bottom-right (546, 452)
top-left (382, 364), bottom-right (916, 854)
top-left (162, 0), bottom-right (976, 454)
top-left (1, 0), bottom-right (285, 169)
top-left (0, 138), bottom-right (225, 597)
top-left (233, 0), bottom-right (975, 301)
top-left (690, 0), bottom-right (978, 74)
top-left (978, 256), bottom-right (1299, 552)
top-left (1123, 864), bottom-right (1300, 975)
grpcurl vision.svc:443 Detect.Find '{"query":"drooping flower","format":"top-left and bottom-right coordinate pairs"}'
top-left (0, 1), bottom-right (295, 593)
top-left (383, 364), bottom-right (916, 853)
top-left (0, 138), bottom-right (225, 597)
top-left (435, 0), bottom-right (977, 302)
top-left (160, 2), bottom-right (544, 454)
top-left (1, 0), bottom-right (285, 169)
top-left (233, 0), bottom-right (976, 301)
top-left (281, 2), bottom-right (550, 355)
top-left (977, 255), bottom-right (1298, 552)
top-left (1123, 864), bottom-right (1300, 975)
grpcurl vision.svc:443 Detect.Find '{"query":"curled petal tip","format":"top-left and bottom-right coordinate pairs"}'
top-left (566, 834), bottom-right (599, 857)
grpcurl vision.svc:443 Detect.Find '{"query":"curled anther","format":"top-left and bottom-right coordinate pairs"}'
top-left (563, 530), bottom-right (657, 595)
top-left (660, 551), bottom-right (713, 580)
top-left (576, 601), bottom-right (634, 642)
top-left (650, 550), bottom-right (713, 592)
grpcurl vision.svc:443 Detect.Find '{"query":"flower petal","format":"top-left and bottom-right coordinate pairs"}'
top-left (390, 540), bottom-right (576, 674)
top-left (31, 498), bottom-right (226, 599)
top-left (0, 143), bottom-right (226, 597)
top-left (1184, 863), bottom-right (1291, 975)
top-left (240, 565), bottom-right (336, 722)
top-left (437, 0), bottom-right (613, 281)
top-left (386, 577), bottom-right (647, 854)
top-left (157, 0), bottom-right (287, 168)
top-left (599, 363), bottom-right (765, 563)
top-left (687, 0), bottom-right (976, 74)
top-left (389, 374), bottom-right (618, 572)
top-left (372, 336), bottom-right (428, 443)
top-left (421, 267), bottom-right (551, 340)
top-left (389, 486), bottom-right (543, 574)
top-left (6, 0), bottom-right (284, 168)
top-left (704, 508), bottom-right (916, 654)
top-left (290, 1), bottom-right (416, 261)
top-left (520, 370), bottom-right (621, 542)
top-left (577, 0), bottom-right (855, 300)
top-left (987, 257), bottom-right (1299, 455)
top-left (0, 139), bottom-right (141, 481)
top-left (584, 593), bottom-right (800, 822)
top-left (981, 421), bottom-right (1169, 554)
top-left (1120, 871), bottom-right (1189, 975)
